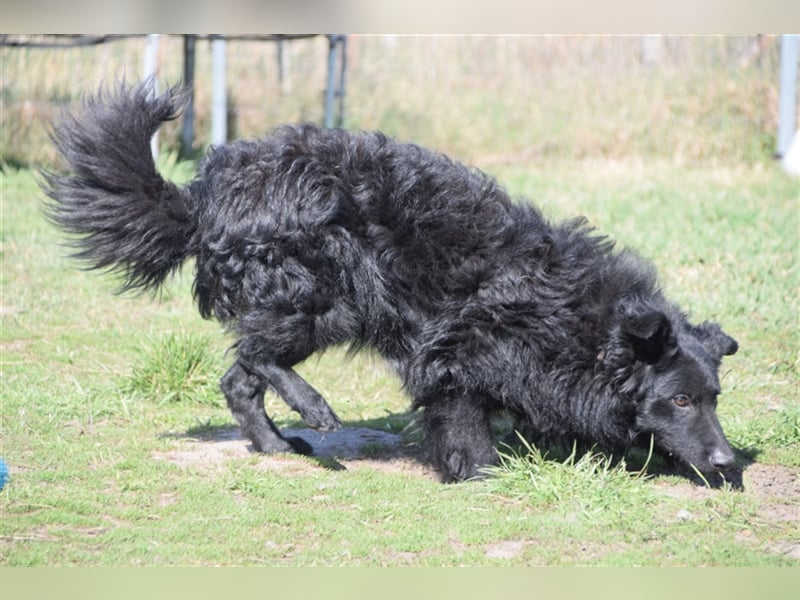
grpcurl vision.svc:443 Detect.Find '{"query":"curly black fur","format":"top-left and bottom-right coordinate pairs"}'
top-left (43, 81), bottom-right (740, 483)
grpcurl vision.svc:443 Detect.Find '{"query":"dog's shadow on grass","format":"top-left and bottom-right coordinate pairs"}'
top-left (168, 412), bottom-right (425, 473)
top-left (166, 418), bottom-right (760, 489)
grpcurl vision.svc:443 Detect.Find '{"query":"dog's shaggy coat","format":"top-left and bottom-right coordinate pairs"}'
top-left (44, 82), bottom-right (740, 482)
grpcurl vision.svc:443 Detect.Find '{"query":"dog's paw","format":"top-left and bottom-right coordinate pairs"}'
top-left (434, 442), bottom-right (500, 483)
top-left (437, 449), bottom-right (482, 483)
top-left (300, 400), bottom-right (342, 432)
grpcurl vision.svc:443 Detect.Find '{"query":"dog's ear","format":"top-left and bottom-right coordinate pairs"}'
top-left (691, 321), bottom-right (739, 359)
top-left (618, 300), bottom-right (677, 364)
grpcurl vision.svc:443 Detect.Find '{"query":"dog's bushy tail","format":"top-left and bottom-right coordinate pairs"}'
top-left (42, 80), bottom-right (195, 294)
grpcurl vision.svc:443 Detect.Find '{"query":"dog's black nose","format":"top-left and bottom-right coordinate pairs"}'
top-left (709, 448), bottom-right (735, 470)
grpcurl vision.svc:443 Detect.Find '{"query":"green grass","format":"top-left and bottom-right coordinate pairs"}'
top-left (121, 331), bottom-right (225, 406)
top-left (1, 160), bottom-right (798, 566)
top-left (485, 437), bottom-right (658, 514)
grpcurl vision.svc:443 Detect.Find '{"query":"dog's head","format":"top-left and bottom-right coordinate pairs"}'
top-left (611, 299), bottom-right (739, 480)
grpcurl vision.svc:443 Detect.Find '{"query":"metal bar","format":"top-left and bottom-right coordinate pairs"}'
top-left (143, 34), bottom-right (160, 161)
top-left (180, 35), bottom-right (196, 158)
top-left (211, 36), bottom-right (227, 145)
top-left (324, 35), bottom-right (341, 128)
top-left (337, 36), bottom-right (347, 127)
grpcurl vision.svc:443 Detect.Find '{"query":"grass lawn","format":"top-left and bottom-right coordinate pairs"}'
top-left (1, 159), bottom-right (797, 566)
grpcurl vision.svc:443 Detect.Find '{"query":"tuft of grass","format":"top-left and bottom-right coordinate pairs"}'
top-left (484, 437), bottom-right (657, 522)
top-left (120, 332), bottom-right (224, 406)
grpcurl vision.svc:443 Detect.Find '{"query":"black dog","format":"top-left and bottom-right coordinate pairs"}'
top-left (43, 81), bottom-right (739, 483)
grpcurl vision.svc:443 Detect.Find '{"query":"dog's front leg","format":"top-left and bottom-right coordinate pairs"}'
top-left (422, 393), bottom-right (499, 483)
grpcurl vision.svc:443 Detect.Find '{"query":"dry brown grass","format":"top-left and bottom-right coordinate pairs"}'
top-left (1, 35), bottom-right (787, 168)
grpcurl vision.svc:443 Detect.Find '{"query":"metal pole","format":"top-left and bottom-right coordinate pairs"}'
top-left (777, 34), bottom-right (799, 158)
top-left (277, 38), bottom-right (290, 95)
top-left (337, 36), bottom-right (347, 127)
top-left (143, 34), bottom-right (160, 160)
top-left (211, 36), bottom-right (227, 145)
top-left (180, 34), bottom-right (196, 158)
top-left (324, 35), bottom-right (341, 128)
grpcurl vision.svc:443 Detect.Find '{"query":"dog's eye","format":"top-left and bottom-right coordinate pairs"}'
top-left (672, 394), bottom-right (691, 408)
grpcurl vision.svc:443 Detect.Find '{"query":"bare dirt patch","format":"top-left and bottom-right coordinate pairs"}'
top-left (654, 463), bottom-right (799, 504)
top-left (744, 463), bottom-right (800, 502)
top-left (745, 464), bottom-right (800, 561)
top-left (654, 462), bottom-right (799, 561)
top-left (484, 539), bottom-right (526, 559)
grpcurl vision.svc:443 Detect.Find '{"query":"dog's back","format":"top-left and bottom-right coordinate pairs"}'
top-left (189, 125), bottom-right (541, 351)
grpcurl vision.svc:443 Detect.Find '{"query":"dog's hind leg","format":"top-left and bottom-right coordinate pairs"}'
top-left (220, 361), bottom-right (314, 455)
top-left (234, 333), bottom-right (343, 433)
top-left (239, 358), bottom-right (343, 432)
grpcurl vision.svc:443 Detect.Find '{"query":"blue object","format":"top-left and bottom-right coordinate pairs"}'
top-left (0, 458), bottom-right (8, 490)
